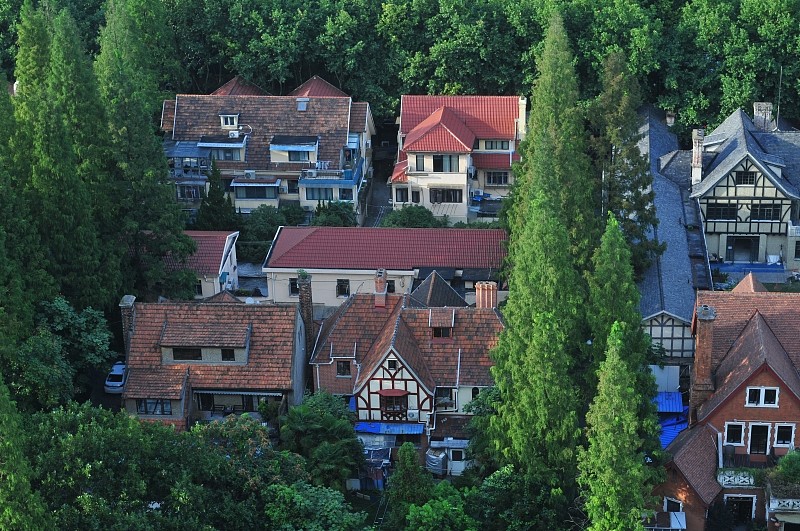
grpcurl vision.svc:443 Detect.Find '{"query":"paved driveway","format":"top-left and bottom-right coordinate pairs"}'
top-left (363, 160), bottom-right (393, 227)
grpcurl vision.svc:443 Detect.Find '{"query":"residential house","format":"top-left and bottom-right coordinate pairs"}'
top-left (262, 226), bottom-right (507, 310)
top-left (687, 103), bottom-right (800, 267)
top-left (161, 76), bottom-right (375, 221)
top-left (650, 274), bottom-right (800, 530)
top-left (637, 108), bottom-right (713, 389)
top-left (391, 95), bottom-right (527, 223)
top-left (310, 272), bottom-right (503, 476)
top-left (166, 230), bottom-right (240, 298)
top-left (119, 294), bottom-right (307, 431)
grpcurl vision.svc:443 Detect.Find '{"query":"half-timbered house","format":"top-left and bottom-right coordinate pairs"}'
top-left (310, 272), bottom-right (503, 476)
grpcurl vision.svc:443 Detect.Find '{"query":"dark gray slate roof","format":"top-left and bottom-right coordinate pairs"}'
top-left (409, 271), bottom-right (468, 308)
top-left (637, 109), bottom-right (704, 323)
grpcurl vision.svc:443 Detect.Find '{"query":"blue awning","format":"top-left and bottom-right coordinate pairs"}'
top-left (355, 422), bottom-right (424, 435)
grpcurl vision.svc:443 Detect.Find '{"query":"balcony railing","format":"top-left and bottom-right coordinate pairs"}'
top-left (717, 468), bottom-right (757, 488)
top-left (788, 219), bottom-right (800, 237)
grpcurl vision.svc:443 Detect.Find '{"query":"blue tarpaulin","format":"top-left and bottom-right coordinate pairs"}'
top-left (654, 391), bottom-right (684, 413)
top-left (355, 422), bottom-right (424, 435)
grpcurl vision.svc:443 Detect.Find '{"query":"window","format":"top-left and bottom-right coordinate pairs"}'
top-left (736, 171), bottom-right (756, 185)
top-left (287, 179), bottom-right (299, 194)
top-left (306, 188), bottom-right (334, 201)
top-left (432, 154), bottom-right (459, 172)
top-left (395, 187), bottom-right (409, 203)
top-left (210, 148), bottom-right (241, 161)
top-left (235, 186), bottom-right (277, 199)
top-left (749, 425), bottom-right (769, 454)
top-left (795, 241), bottom-right (800, 260)
top-left (339, 188), bottom-right (353, 201)
top-left (486, 171), bottom-right (509, 186)
top-left (411, 190), bottom-right (420, 203)
top-left (484, 140), bottom-right (509, 150)
top-left (451, 450), bottom-right (464, 461)
top-left (380, 394), bottom-right (407, 412)
top-left (195, 279), bottom-right (203, 297)
top-left (336, 279), bottom-right (350, 297)
top-left (220, 115), bottom-right (238, 128)
top-left (220, 348), bottom-right (235, 361)
top-left (416, 155), bottom-right (424, 171)
top-left (387, 360), bottom-right (398, 370)
top-left (725, 422), bottom-right (745, 445)
top-left (430, 188), bottom-right (463, 204)
top-left (776, 425), bottom-right (795, 446)
top-left (136, 399), bottom-right (172, 415)
top-left (472, 387), bottom-right (480, 400)
top-left (387, 280), bottom-right (396, 293)
top-left (433, 327), bottom-right (451, 338)
top-left (173, 347), bottom-right (202, 361)
top-left (706, 203), bottom-right (738, 221)
top-left (746, 386), bottom-right (779, 407)
top-left (289, 278), bottom-right (299, 296)
top-left (664, 497), bottom-right (682, 513)
top-left (336, 361), bottom-right (351, 377)
top-left (750, 203), bottom-right (781, 221)
top-left (177, 185), bottom-right (203, 201)
top-left (289, 151), bottom-right (309, 161)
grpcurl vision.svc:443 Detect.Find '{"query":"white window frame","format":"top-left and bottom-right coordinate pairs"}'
top-left (724, 422), bottom-right (746, 446)
top-left (663, 497), bottom-right (683, 513)
top-left (774, 424), bottom-right (795, 448)
top-left (220, 114), bottom-right (238, 128)
top-left (745, 386), bottom-right (779, 408)
top-left (748, 423), bottom-right (771, 455)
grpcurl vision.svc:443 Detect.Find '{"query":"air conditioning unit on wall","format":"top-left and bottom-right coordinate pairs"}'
top-left (407, 409), bottom-right (420, 421)
top-left (244, 170), bottom-right (256, 179)
top-left (228, 130), bottom-right (240, 139)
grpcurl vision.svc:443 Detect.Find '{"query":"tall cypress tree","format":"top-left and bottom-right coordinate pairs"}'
top-left (193, 160), bottom-right (239, 230)
top-left (578, 322), bottom-right (655, 531)
top-left (589, 51), bottom-right (663, 276)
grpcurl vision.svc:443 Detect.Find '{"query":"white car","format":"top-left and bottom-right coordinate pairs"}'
top-left (104, 361), bottom-right (128, 394)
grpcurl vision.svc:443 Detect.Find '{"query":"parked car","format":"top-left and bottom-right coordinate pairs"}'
top-left (104, 361), bottom-right (128, 394)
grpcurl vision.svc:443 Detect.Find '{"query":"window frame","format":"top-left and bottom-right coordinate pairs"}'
top-left (415, 155), bottom-right (425, 171)
top-left (433, 327), bottom-right (452, 338)
top-left (411, 190), bottom-right (420, 203)
top-left (173, 347), bottom-right (202, 361)
top-left (221, 348), bottom-right (235, 362)
top-left (706, 203), bottom-right (738, 221)
top-left (136, 398), bottom-right (173, 416)
top-left (775, 424), bottom-right (795, 447)
top-left (235, 186), bottom-right (278, 200)
top-left (748, 423), bottom-right (771, 455)
top-left (795, 241), bottom-right (800, 260)
top-left (306, 187), bottom-right (334, 201)
top-left (387, 359), bottom-right (398, 370)
top-left (750, 203), bottom-right (781, 221)
top-left (484, 140), bottom-right (509, 150)
top-left (289, 278), bottom-right (299, 296)
top-left (287, 179), bottom-right (299, 194)
top-left (745, 386), bottom-right (779, 408)
top-left (336, 361), bottom-right (351, 377)
top-left (430, 188), bottom-right (463, 204)
top-left (663, 497), bottom-right (683, 513)
top-left (380, 394), bottom-right (408, 413)
top-left (339, 188), bottom-right (353, 201)
top-left (485, 171), bottom-right (509, 186)
top-left (735, 171), bottom-right (756, 185)
top-left (336, 279), bottom-right (350, 298)
top-left (387, 280), bottom-right (396, 293)
top-left (724, 422), bottom-right (745, 446)
top-left (395, 187), bottom-right (409, 203)
top-left (432, 154), bottom-right (459, 173)
top-left (220, 115), bottom-right (238, 128)
top-left (289, 151), bottom-right (310, 162)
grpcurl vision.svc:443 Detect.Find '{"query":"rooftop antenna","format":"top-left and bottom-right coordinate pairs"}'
top-left (774, 65), bottom-right (783, 131)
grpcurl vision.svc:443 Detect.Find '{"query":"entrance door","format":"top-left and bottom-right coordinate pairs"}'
top-left (749, 425), bottom-right (769, 455)
top-left (197, 394), bottom-right (214, 411)
top-left (726, 236), bottom-right (760, 262)
top-left (725, 496), bottom-right (754, 524)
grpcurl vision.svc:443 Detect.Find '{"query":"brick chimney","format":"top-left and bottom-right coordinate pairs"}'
top-left (691, 129), bottom-right (704, 186)
top-left (475, 281), bottom-right (498, 309)
top-left (690, 304), bottom-right (716, 425)
top-left (119, 295), bottom-right (136, 358)
top-left (297, 272), bottom-right (314, 362)
top-left (374, 269), bottom-right (387, 308)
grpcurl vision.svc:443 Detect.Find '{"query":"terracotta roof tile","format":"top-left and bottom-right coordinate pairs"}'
top-left (288, 75), bottom-right (348, 98)
top-left (161, 100), bottom-right (175, 132)
top-left (400, 95), bottom-right (521, 139)
top-left (203, 291), bottom-right (243, 304)
top-left (666, 425), bottom-right (722, 505)
top-left (471, 152), bottom-right (519, 170)
top-left (265, 227), bottom-right (506, 271)
top-left (124, 367), bottom-right (186, 399)
top-left (160, 322), bottom-right (249, 347)
top-left (731, 272), bottom-right (769, 293)
top-left (127, 301), bottom-right (298, 396)
top-left (403, 107), bottom-right (475, 153)
top-left (390, 161), bottom-right (408, 183)
top-left (168, 231), bottom-right (237, 276)
top-left (350, 102), bottom-right (369, 133)
top-left (211, 76), bottom-right (270, 96)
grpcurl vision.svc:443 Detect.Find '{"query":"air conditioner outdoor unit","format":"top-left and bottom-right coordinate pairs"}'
top-left (244, 170), bottom-right (256, 179)
top-left (407, 409), bottom-right (420, 421)
top-left (280, 187), bottom-right (288, 194)
top-left (472, 189), bottom-right (483, 197)
top-left (228, 130), bottom-right (240, 139)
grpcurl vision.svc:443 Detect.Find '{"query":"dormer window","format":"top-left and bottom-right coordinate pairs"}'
top-left (173, 347), bottom-right (202, 361)
top-left (220, 114), bottom-right (239, 129)
top-left (433, 327), bottom-right (451, 338)
top-left (296, 98), bottom-right (309, 111)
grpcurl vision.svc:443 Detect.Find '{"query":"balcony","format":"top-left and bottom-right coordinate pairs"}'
top-left (788, 219), bottom-right (800, 237)
top-left (717, 468), bottom-right (758, 488)
top-left (300, 158), bottom-right (363, 186)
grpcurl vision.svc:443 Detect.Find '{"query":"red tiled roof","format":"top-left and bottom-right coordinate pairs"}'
top-left (211, 76), bottom-right (270, 96)
top-left (125, 367), bottom-right (186, 399)
top-left (400, 95), bottom-right (521, 139)
top-left (471, 152), bottom-right (519, 170)
top-left (204, 291), bottom-right (243, 304)
top-left (403, 107), bottom-right (475, 153)
top-left (265, 227), bottom-right (507, 271)
top-left (126, 301), bottom-right (298, 396)
top-left (171, 95), bottom-right (351, 172)
top-left (161, 100), bottom-right (176, 132)
top-left (390, 161), bottom-right (408, 183)
top-left (177, 231), bottom-right (237, 276)
top-left (288, 75), bottom-right (348, 98)
top-left (731, 272), bottom-right (768, 293)
top-left (350, 102), bottom-right (370, 133)
top-left (666, 425), bottom-right (722, 505)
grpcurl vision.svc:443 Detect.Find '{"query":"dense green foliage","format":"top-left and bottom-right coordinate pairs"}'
top-left (380, 205), bottom-right (447, 227)
top-left (193, 160), bottom-right (239, 231)
top-left (312, 200), bottom-right (358, 227)
top-left (386, 442), bottom-right (436, 528)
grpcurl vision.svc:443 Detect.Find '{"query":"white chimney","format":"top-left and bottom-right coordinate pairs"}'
top-left (691, 129), bottom-right (704, 185)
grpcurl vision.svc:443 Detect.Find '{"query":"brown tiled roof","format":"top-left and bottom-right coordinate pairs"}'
top-left (666, 424), bottom-right (722, 506)
top-left (161, 100), bottom-right (176, 132)
top-left (350, 102), bottom-right (369, 133)
top-left (211, 76), bottom-right (270, 96)
top-left (126, 301), bottom-right (298, 396)
top-left (125, 367), bottom-right (186, 399)
top-left (265, 227), bottom-right (507, 271)
top-left (435, 414), bottom-right (472, 440)
top-left (698, 311), bottom-right (800, 420)
top-left (203, 291), bottom-right (243, 304)
top-left (170, 231), bottom-right (237, 276)
top-left (695, 290), bottom-right (800, 371)
top-left (313, 293), bottom-right (502, 395)
top-left (403, 107), bottom-right (475, 153)
top-left (732, 272), bottom-right (769, 293)
top-left (289, 75), bottom-right (348, 98)
top-left (171, 95), bottom-right (351, 172)
top-left (160, 322), bottom-right (249, 348)
top-left (428, 308), bottom-right (455, 328)
top-left (400, 95), bottom-right (521, 138)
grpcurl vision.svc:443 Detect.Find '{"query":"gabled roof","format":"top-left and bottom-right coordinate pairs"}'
top-left (170, 95), bottom-right (351, 171)
top-left (288, 75), bottom-right (348, 98)
top-left (125, 301), bottom-right (298, 397)
top-left (697, 310), bottom-right (800, 421)
top-left (203, 290), bottom-right (243, 304)
top-left (665, 424), bottom-right (722, 506)
top-left (264, 227), bottom-right (506, 271)
top-left (177, 231), bottom-right (238, 277)
top-left (400, 95), bottom-right (521, 139)
top-left (403, 107), bottom-right (475, 153)
top-left (409, 271), bottom-right (468, 308)
top-left (211, 76), bottom-right (270, 96)
top-left (690, 109), bottom-right (800, 199)
top-left (161, 100), bottom-right (176, 132)
top-left (312, 293), bottom-right (503, 396)
top-left (732, 272), bottom-right (768, 293)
